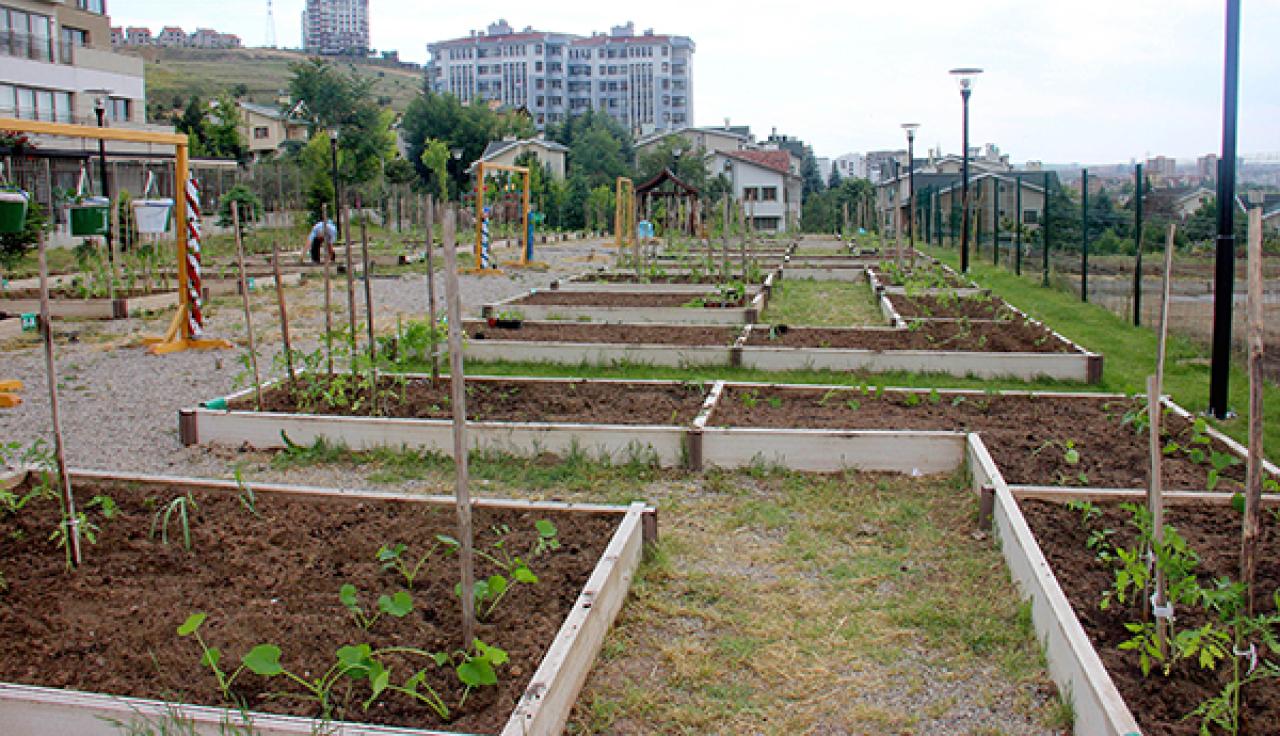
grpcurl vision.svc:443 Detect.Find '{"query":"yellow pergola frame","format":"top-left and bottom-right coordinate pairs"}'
top-left (470, 161), bottom-right (531, 273)
top-left (0, 117), bottom-right (230, 355)
top-left (614, 177), bottom-right (636, 264)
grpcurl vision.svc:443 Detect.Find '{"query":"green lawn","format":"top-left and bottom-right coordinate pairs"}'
top-left (763, 278), bottom-right (883, 327)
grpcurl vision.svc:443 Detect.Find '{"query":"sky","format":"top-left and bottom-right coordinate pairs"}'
top-left (109, 0), bottom-right (1280, 165)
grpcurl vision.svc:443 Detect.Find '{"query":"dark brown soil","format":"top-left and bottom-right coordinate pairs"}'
top-left (0, 480), bottom-right (618, 734)
top-left (572, 273), bottom-right (760, 285)
top-left (511, 291), bottom-right (746, 308)
top-left (0, 287), bottom-right (175, 300)
top-left (868, 266), bottom-right (969, 288)
top-left (237, 377), bottom-right (708, 426)
top-left (710, 388), bottom-right (1249, 490)
top-left (888, 294), bottom-right (1017, 320)
top-left (785, 258), bottom-right (868, 269)
top-left (1021, 499), bottom-right (1280, 735)
top-left (746, 321), bottom-right (1074, 353)
top-left (464, 321), bottom-right (741, 347)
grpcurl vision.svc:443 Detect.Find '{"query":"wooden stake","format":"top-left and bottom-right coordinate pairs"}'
top-left (322, 203), bottom-right (334, 376)
top-left (721, 198), bottom-right (730, 286)
top-left (231, 204), bottom-right (262, 411)
top-left (1155, 225), bottom-right (1176, 391)
top-left (441, 207), bottom-right (476, 647)
top-left (270, 239), bottom-right (295, 388)
top-left (359, 212), bottom-right (378, 416)
top-left (344, 205), bottom-right (358, 354)
top-left (37, 233), bottom-right (81, 567)
top-left (1241, 206), bottom-right (1264, 615)
top-left (741, 202), bottom-right (749, 278)
top-left (425, 196), bottom-right (440, 383)
top-left (1146, 373), bottom-right (1168, 654)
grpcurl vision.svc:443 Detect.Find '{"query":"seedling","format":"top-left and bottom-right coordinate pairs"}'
top-left (339, 584), bottom-right (413, 631)
top-left (766, 395), bottom-right (783, 409)
top-left (817, 388), bottom-right (841, 407)
top-left (450, 521), bottom-right (560, 620)
top-left (151, 492), bottom-right (198, 551)
top-left (740, 389), bottom-right (761, 409)
top-left (377, 536), bottom-right (453, 589)
top-left (232, 467), bottom-right (259, 519)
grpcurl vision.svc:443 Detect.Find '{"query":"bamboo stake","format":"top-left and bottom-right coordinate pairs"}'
top-left (1241, 206), bottom-right (1264, 614)
top-left (425, 196), bottom-right (439, 383)
top-left (37, 232), bottom-right (81, 567)
top-left (1146, 373), bottom-right (1168, 654)
top-left (231, 204), bottom-right (261, 411)
top-left (1155, 225), bottom-right (1176, 391)
top-left (359, 212), bottom-right (377, 416)
top-left (441, 207), bottom-right (476, 647)
top-left (344, 205), bottom-right (358, 354)
top-left (322, 203), bottom-right (334, 376)
top-left (270, 239), bottom-right (295, 388)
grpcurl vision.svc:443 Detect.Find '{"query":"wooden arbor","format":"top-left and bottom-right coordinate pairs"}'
top-left (469, 161), bottom-right (532, 273)
top-left (636, 168), bottom-right (700, 237)
top-left (0, 117), bottom-right (230, 355)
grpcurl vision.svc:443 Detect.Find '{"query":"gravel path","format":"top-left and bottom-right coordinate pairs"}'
top-left (0, 236), bottom-right (617, 476)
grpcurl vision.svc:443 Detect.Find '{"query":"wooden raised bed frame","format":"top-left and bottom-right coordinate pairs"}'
top-left (0, 468), bottom-right (656, 736)
top-left (0, 291), bottom-right (178, 320)
top-left (481, 289), bottom-right (768, 326)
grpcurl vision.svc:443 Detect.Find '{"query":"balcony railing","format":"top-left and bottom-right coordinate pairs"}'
top-left (0, 31), bottom-right (75, 64)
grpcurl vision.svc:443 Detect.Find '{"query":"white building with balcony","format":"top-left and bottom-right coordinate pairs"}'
top-left (712, 149), bottom-right (803, 233)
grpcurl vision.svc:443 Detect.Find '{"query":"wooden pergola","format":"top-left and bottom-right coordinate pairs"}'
top-left (636, 168), bottom-right (700, 236)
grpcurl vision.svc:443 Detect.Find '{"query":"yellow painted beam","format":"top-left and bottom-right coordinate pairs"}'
top-left (0, 117), bottom-right (188, 146)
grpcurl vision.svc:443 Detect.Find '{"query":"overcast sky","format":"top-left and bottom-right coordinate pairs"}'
top-left (110, 0), bottom-right (1280, 164)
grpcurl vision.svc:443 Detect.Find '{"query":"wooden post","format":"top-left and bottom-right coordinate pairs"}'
top-left (1241, 206), bottom-right (1264, 614)
top-left (425, 197), bottom-right (439, 383)
top-left (344, 205), bottom-right (358, 353)
top-left (322, 203), bottom-right (334, 376)
top-left (359, 212), bottom-right (378, 416)
top-left (270, 240), bottom-right (295, 388)
top-left (232, 205), bottom-right (262, 411)
top-left (441, 207), bottom-right (476, 647)
top-left (721, 198), bottom-right (730, 286)
top-left (741, 201), bottom-right (749, 277)
top-left (1155, 226), bottom-right (1176, 392)
top-left (1146, 373), bottom-right (1168, 654)
top-left (37, 233), bottom-right (81, 567)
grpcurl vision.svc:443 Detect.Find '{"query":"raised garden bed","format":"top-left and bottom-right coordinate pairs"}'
top-left (0, 469), bottom-right (653, 736)
top-left (463, 320), bottom-right (737, 368)
top-left (202, 271), bottom-right (304, 297)
top-left (0, 288), bottom-right (178, 320)
top-left (184, 375), bottom-right (705, 466)
top-left (887, 293), bottom-right (1017, 320)
top-left (483, 288), bottom-right (767, 325)
top-left (1017, 496), bottom-right (1279, 736)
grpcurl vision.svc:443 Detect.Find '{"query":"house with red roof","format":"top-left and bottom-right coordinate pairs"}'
top-left (713, 148), bottom-right (804, 233)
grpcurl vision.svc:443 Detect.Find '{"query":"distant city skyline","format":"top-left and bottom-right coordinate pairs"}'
top-left (107, 1), bottom-right (1280, 164)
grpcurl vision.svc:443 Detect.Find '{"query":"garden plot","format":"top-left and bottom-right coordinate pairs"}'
top-left (553, 269), bottom-right (778, 294)
top-left (183, 375), bottom-right (708, 466)
top-left (886, 292), bottom-right (1017, 321)
top-left (0, 469), bottom-right (653, 736)
top-left (463, 320), bottom-right (738, 367)
top-left (482, 288), bottom-right (767, 325)
top-left (0, 287), bottom-right (178, 320)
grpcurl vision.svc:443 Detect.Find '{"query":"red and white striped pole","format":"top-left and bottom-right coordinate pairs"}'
top-left (184, 176), bottom-right (204, 338)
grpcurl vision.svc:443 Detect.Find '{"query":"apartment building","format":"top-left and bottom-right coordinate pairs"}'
top-left (2, 0), bottom-right (146, 127)
top-left (113, 25), bottom-right (241, 49)
top-left (426, 19), bottom-right (694, 134)
top-left (302, 0), bottom-right (369, 56)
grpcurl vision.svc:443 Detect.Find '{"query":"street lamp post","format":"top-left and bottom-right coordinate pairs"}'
top-left (450, 146), bottom-right (463, 202)
top-left (901, 123), bottom-right (919, 248)
top-left (1208, 0), bottom-right (1241, 419)
top-left (949, 68), bottom-right (982, 273)
top-left (87, 89), bottom-right (114, 262)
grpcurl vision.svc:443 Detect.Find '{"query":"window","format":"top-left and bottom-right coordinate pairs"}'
top-left (743, 188), bottom-right (758, 202)
top-left (535, 61), bottom-right (542, 71)
top-left (1023, 209), bottom-right (1039, 224)
top-left (61, 27), bottom-right (88, 48)
top-left (0, 83), bottom-right (70, 121)
top-left (2, 8), bottom-right (53, 62)
top-left (108, 97), bottom-right (130, 122)
top-left (76, 0), bottom-right (105, 13)
top-left (254, 126), bottom-right (270, 140)
top-left (761, 187), bottom-right (778, 201)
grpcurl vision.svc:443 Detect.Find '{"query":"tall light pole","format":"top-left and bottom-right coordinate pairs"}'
top-left (450, 146), bottom-right (463, 201)
top-left (950, 68), bottom-right (982, 273)
top-left (1209, 0), bottom-right (1241, 419)
top-left (87, 89), bottom-right (114, 261)
top-left (901, 123), bottom-right (919, 247)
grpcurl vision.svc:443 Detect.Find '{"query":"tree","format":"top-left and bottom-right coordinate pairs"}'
top-left (174, 94), bottom-right (246, 161)
top-left (399, 90), bottom-right (535, 195)
top-left (289, 59), bottom-right (396, 197)
top-left (419, 138), bottom-right (451, 200)
top-left (800, 149), bottom-right (825, 200)
top-left (828, 166), bottom-right (843, 189)
top-left (549, 110), bottom-right (633, 189)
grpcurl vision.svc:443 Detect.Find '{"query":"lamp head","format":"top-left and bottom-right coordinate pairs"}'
top-left (450, 146), bottom-right (464, 160)
top-left (901, 123), bottom-right (920, 141)
top-left (949, 68), bottom-right (983, 93)
top-left (86, 88), bottom-right (113, 111)
top-left (328, 126), bottom-right (339, 142)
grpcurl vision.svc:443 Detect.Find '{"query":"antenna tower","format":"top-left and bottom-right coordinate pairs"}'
top-left (265, 0), bottom-right (277, 48)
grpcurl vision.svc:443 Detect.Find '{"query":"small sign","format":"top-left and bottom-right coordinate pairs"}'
top-left (20, 313), bottom-right (38, 332)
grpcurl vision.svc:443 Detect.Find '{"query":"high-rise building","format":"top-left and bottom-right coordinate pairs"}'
top-left (302, 0), bottom-right (369, 56)
top-left (426, 19), bottom-right (694, 134)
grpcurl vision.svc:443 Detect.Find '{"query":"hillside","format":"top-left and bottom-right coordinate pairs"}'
top-left (123, 46), bottom-right (424, 117)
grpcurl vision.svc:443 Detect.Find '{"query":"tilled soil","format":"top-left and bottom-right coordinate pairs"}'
top-left (888, 294), bottom-right (1017, 320)
top-left (0, 480), bottom-right (617, 734)
top-left (239, 377), bottom-right (709, 426)
top-left (745, 321), bottom-right (1075, 353)
top-left (465, 321), bottom-right (741, 347)
top-left (570, 273), bottom-right (759, 285)
top-left (710, 388), bottom-right (1248, 490)
top-left (510, 291), bottom-right (746, 308)
top-left (0, 287), bottom-right (176, 300)
top-left (868, 267), bottom-right (970, 288)
top-left (1021, 499), bottom-right (1280, 735)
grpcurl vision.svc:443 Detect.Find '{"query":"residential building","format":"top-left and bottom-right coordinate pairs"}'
top-left (1144, 186), bottom-right (1214, 221)
top-left (817, 152), bottom-right (866, 181)
top-left (113, 25), bottom-right (241, 49)
top-left (237, 100), bottom-right (309, 160)
top-left (932, 173), bottom-right (1050, 238)
top-left (472, 136), bottom-right (569, 181)
top-left (635, 124), bottom-right (752, 159)
top-left (302, 0), bottom-right (369, 56)
top-left (108, 25), bottom-right (122, 45)
top-left (712, 149), bottom-right (803, 233)
top-left (865, 149), bottom-right (907, 183)
top-left (155, 26), bottom-right (186, 46)
top-left (1196, 153), bottom-right (1219, 185)
top-left (874, 150), bottom-right (1027, 235)
top-left (124, 25), bottom-right (151, 45)
top-left (426, 19), bottom-right (695, 134)
top-left (1145, 155), bottom-right (1177, 180)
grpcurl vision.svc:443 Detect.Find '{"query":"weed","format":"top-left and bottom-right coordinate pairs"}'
top-left (151, 492), bottom-right (198, 551)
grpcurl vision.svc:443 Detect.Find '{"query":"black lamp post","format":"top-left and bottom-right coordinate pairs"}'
top-left (88, 89), bottom-right (114, 259)
top-left (950, 67), bottom-right (982, 273)
top-left (449, 146), bottom-right (463, 202)
top-left (328, 126), bottom-right (341, 243)
top-left (1208, 0), bottom-right (1241, 419)
top-left (901, 123), bottom-right (919, 246)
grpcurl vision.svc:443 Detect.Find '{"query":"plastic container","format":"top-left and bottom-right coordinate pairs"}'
top-left (132, 198), bottom-right (174, 234)
top-left (0, 189), bottom-right (28, 234)
top-left (69, 197), bottom-right (111, 236)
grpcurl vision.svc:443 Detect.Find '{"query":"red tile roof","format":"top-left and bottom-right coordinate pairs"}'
top-left (725, 149), bottom-right (792, 175)
top-left (433, 31), bottom-right (555, 46)
top-left (572, 35), bottom-right (671, 46)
